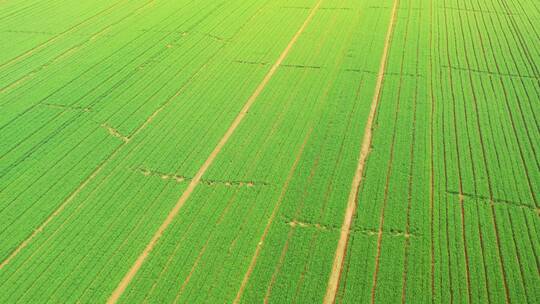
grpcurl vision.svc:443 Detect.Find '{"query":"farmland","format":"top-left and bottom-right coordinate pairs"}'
top-left (0, 0), bottom-right (538, 303)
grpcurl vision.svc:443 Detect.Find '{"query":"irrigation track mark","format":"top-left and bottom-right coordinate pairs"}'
top-left (102, 123), bottom-right (130, 143)
top-left (135, 166), bottom-right (270, 188)
top-left (107, 1), bottom-right (323, 302)
top-left (322, 0), bottom-right (400, 302)
top-left (447, 190), bottom-right (537, 212)
top-left (40, 102), bottom-right (92, 112)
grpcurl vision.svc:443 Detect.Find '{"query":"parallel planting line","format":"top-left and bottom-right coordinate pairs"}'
top-left (0, 0), bottom-right (126, 69)
top-left (0, 0), bottom-right (156, 94)
top-left (428, 0), bottom-right (436, 298)
top-left (475, 0), bottom-right (539, 207)
top-left (369, 1), bottom-right (411, 299)
top-left (135, 24), bottom-right (315, 300)
top-left (107, 1), bottom-right (323, 302)
top-left (235, 3), bottom-right (361, 300)
top-left (400, 1), bottom-right (422, 301)
top-left (441, 2), bottom-right (473, 301)
top-left (455, 3), bottom-right (518, 301)
top-left (323, 0), bottom-right (400, 302)
top-left (234, 127), bottom-right (314, 304)
top-left (0, 38), bottom-right (222, 271)
top-left (450, 2), bottom-right (531, 301)
top-left (276, 8), bottom-right (370, 302)
top-left (0, 0), bottom-right (249, 229)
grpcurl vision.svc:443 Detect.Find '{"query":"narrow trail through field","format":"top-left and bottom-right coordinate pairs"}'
top-left (322, 0), bottom-right (400, 302)
top-left (107, 1), bottom-right (323, 302)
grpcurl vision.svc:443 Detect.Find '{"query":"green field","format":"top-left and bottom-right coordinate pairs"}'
top-left (0, 0), bottom-right (538, 303)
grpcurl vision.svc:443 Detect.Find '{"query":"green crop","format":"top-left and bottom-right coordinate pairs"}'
top-left (0, 0), bottom-right (537, 303)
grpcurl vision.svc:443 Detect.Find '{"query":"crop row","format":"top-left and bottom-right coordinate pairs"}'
top-left (338, 0), bottom-right (539, 302)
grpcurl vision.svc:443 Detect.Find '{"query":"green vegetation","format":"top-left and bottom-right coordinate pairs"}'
top-left (0, 0), bottom-right (538, 303)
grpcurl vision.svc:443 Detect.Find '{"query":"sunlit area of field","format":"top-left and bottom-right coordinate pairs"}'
top-left (0, 0), bottom-right (538, 303)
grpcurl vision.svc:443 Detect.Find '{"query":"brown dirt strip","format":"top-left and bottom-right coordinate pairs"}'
top-left (107, 1), bottom-right (323, 302)
top-left (369, 3), bottom-right (409, 301)
top-left (322, 0), bottom-right (400, 302)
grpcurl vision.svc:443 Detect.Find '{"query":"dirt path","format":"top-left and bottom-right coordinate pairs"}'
top-left (322, 0), bottom-right (400, 303)
top-left (107, 1), bottom-right (323, 302)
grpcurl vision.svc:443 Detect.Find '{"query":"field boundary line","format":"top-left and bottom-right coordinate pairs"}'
top-left (107, 1), bottom-right (323, 302)
top-left (322, 0), bottom-right (400, 302)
